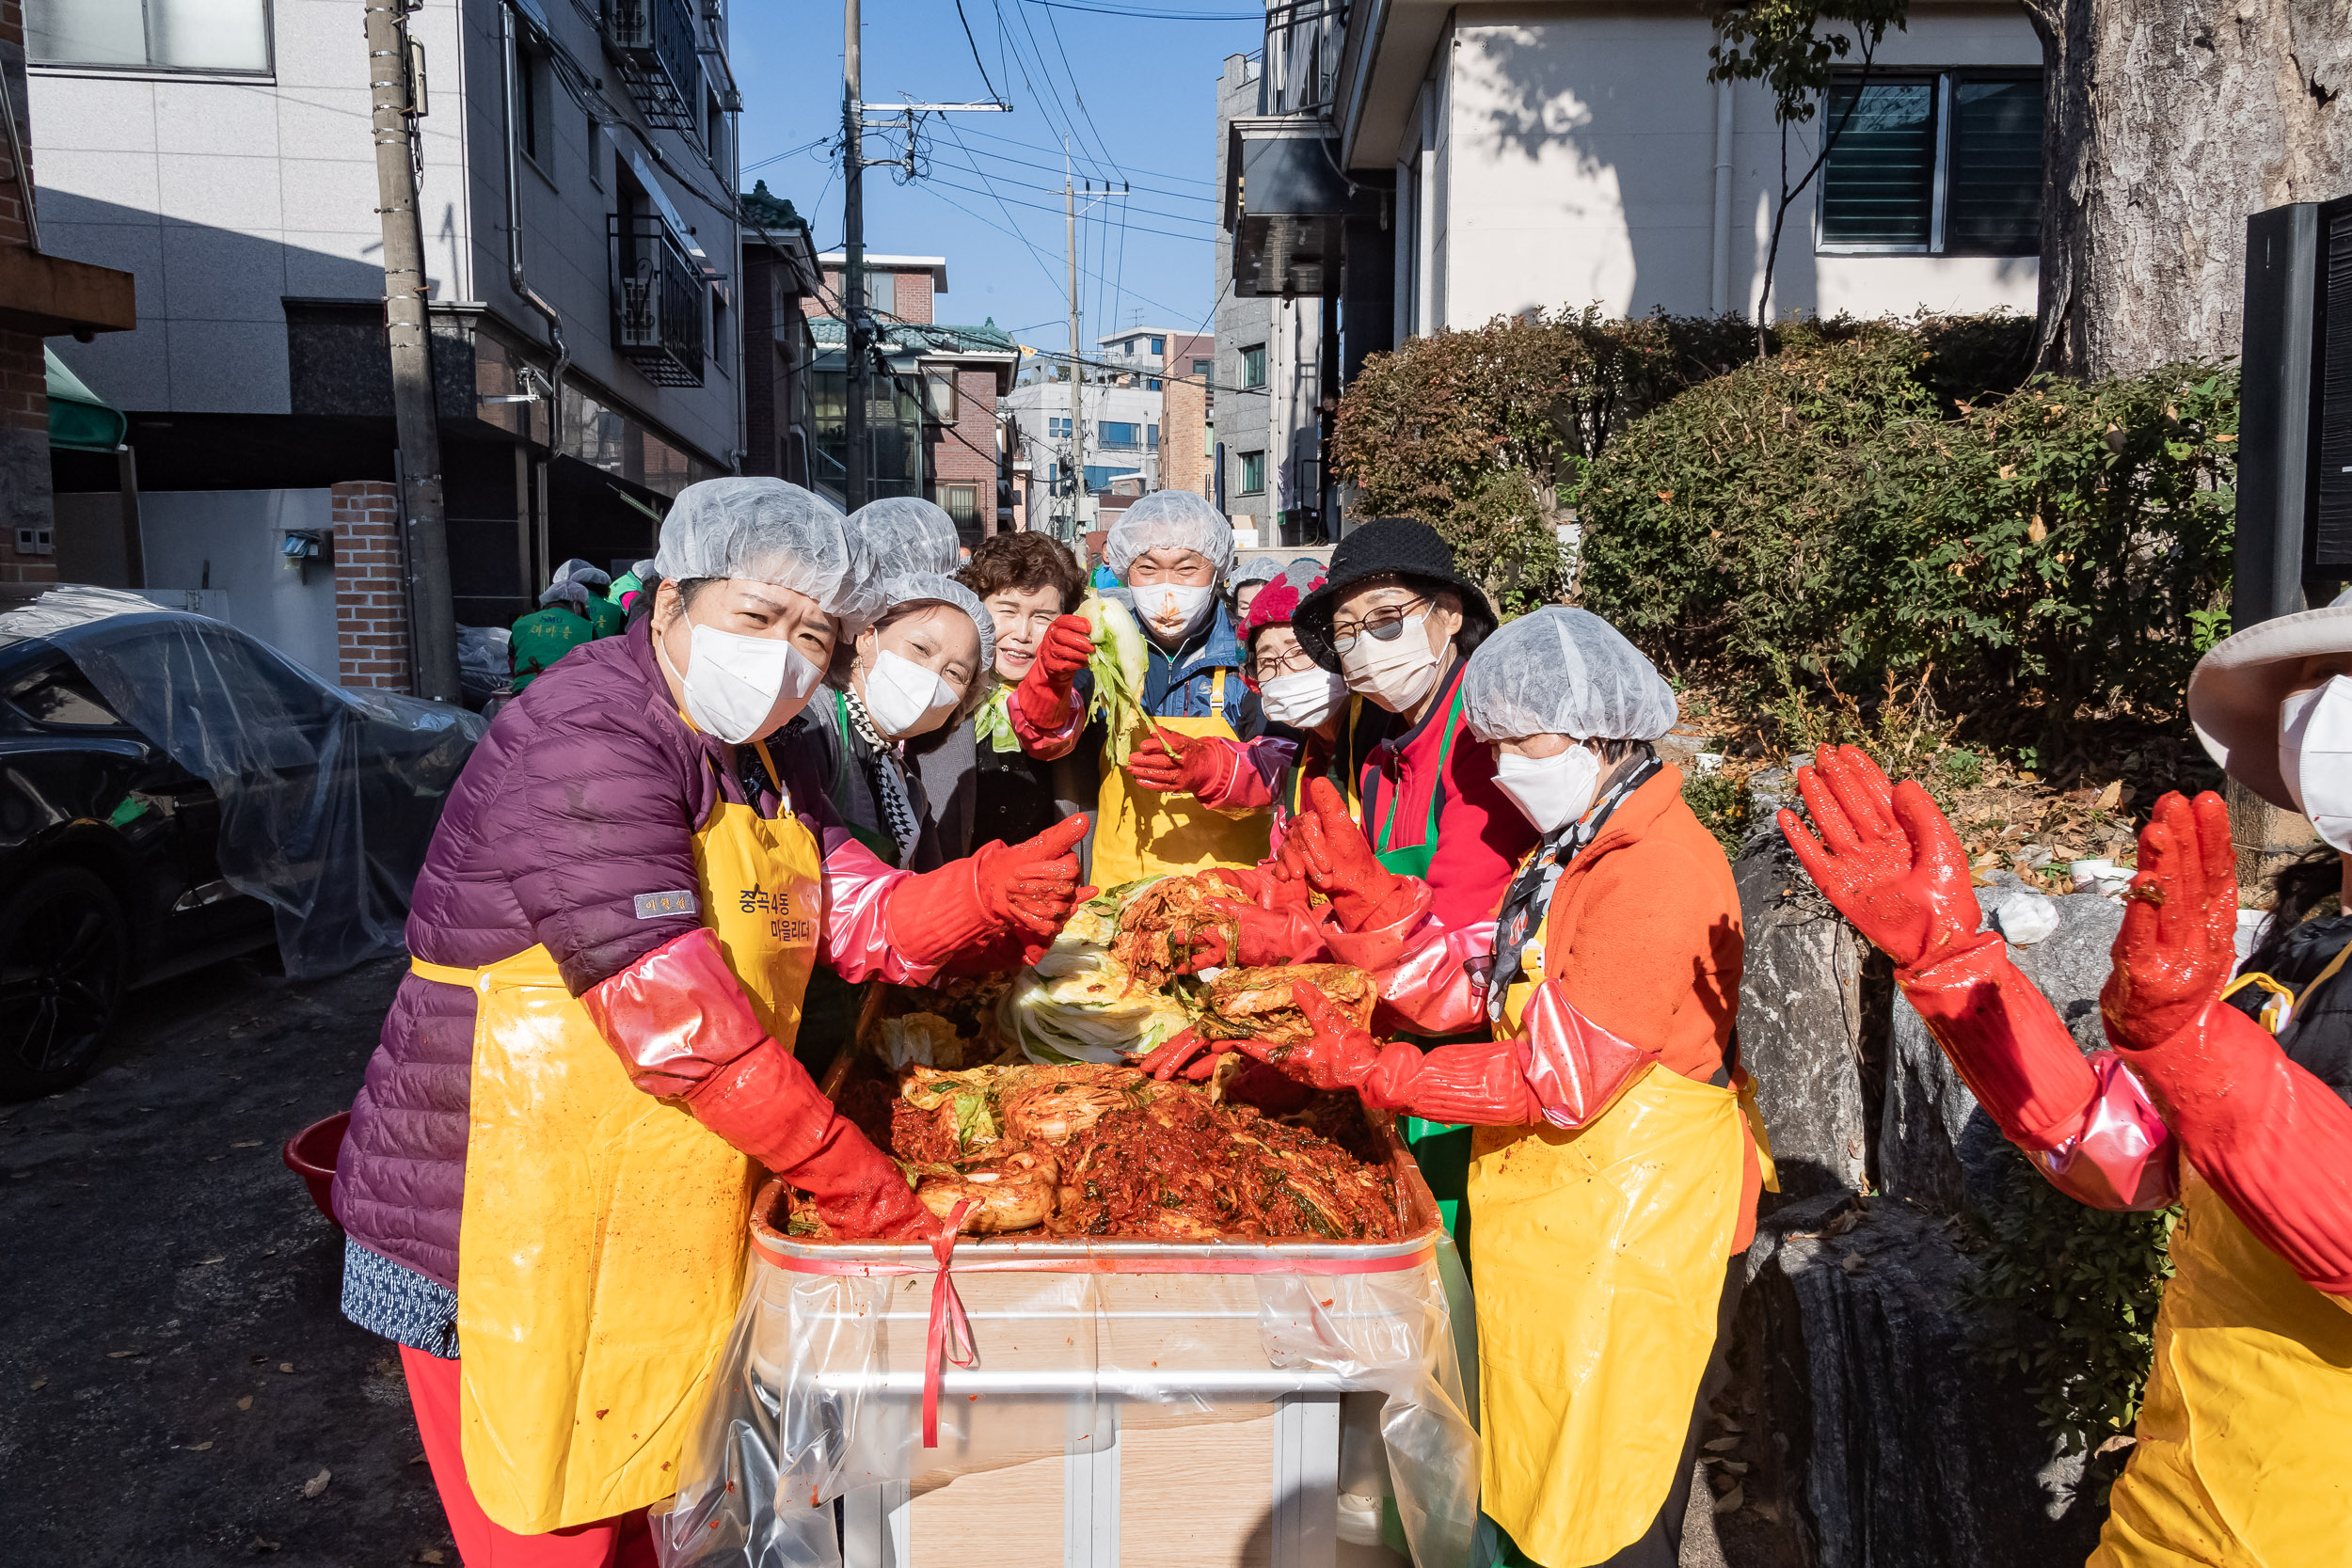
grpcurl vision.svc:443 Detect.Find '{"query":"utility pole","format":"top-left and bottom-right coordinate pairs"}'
top-left (1065, 146), bottom-right (1082, 544)
top-left (362, 0), bottom-right (458, 703)
top-left (1058, 156), bottom-right (1128, 544)
top-left (842, 0), bottom-right (868, 509)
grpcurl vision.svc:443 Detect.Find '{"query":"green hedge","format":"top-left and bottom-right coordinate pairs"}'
top-left (1575, 326), bottom-right (2237, 722)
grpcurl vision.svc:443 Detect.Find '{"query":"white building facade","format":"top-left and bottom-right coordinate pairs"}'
top-left (26, 0), bottom-right (744, 632)
top-left (1002, 377), bottom-right (1164, 539)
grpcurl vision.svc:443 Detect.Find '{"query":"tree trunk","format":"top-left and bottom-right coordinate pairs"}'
top-left (2029, 0), bottom-right (2352, 379)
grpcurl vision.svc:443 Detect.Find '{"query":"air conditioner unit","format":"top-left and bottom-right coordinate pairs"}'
top-left (2239, 193), bottom-right (2352, 626)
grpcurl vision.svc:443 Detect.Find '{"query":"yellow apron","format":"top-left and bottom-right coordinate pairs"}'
top-left (2091, 941), bottom-right (2352, 1566)
top-left (430, 741), bottom-right (822, 1534)
top-left (1092, 667), bottom-right (1272, 886)
top-left (1466, 907), bottom-right (1753, 1566)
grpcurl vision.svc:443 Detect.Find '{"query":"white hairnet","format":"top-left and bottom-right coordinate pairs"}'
top-left (1461, 607), bottom-right (1678, 742)
top-left (538, 579), bottom-right (592, 612)
top-left (849, 497), bottom-right (963, 578)
top-left (654, 478), bottom-right (868, 626)
top-left (1234, 554), bottom-right (1284, 587)
top-left (855, 571), bottom-right (998, 724)
top-left (550, 558), bottom-right (612, 593)
top-left (1105, 490), bottom-right (1235, 578)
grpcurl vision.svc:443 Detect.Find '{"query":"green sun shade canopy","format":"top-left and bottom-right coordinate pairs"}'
top-left (46, 348), bottom-right (126, 453)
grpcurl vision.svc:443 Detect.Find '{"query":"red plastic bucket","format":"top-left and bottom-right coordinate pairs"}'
top-left (284, 1112), bottom-right (349, 1230)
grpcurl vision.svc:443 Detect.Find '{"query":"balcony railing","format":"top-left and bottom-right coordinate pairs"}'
top-left (1263, 0), bottom-right (1345, 119)
top-left (601, 0), bottom-right (700, 132)
top-left (610, 214), bottom-right (706, 387)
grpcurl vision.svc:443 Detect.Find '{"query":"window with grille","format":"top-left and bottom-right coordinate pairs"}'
top-left (939, 485), bottom-right (980, 531)
top-left (1820, 71), bottom-right (2042, 257)
top-left (1239, 451), bottom-right (1266, 495)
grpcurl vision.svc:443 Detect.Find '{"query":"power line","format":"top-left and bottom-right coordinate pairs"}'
top-left (949, 0), bottom-right (1006, 103)
top-left (930, 136), bottom-right (1217, 205)
top-left (1022, 0), bottom-right (1262, 16)
top-left (919, 173), bottom-right (1215, 243)
top-left (953, 121), bottom-right (1217, 187)
top-left (920, 147), bottom-right (1216, 229)
top-left (908, 178), bottom-right (1214, 324)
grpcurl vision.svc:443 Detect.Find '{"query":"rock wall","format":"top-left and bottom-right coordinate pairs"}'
top-left (1720, 826), bottom-right (2122, 1566)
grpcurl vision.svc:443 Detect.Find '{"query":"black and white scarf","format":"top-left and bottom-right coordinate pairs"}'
top-left (1482, 753), bottom-right (1662, 1022)
top-left (843, 688), bottom-right (923, 865)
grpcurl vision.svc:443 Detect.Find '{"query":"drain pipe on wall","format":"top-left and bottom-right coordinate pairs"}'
top-left (501, 0), bottom-right (569, 549)
top-left (1709, 73), bottom-right (1735, 317)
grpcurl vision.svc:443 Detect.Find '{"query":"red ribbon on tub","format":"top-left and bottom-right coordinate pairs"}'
top-left (922, 1202), bottom-right (978, 1449)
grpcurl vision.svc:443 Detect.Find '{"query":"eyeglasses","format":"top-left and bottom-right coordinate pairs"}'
top-left (1329, 596), bottom-right (1431, 655)
top-left (1249, 646), bottom-right (1320, 682)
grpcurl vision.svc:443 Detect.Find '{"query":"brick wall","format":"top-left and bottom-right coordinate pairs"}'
top-left (928, 364), bottom-right (1003, 534)
top-left (1159, 373), bottom-right (1212, 501)
top-left (331, 481), bottom-right (412, 690)
top-left (1, 5), bottom-right (56, 586)
top-left (820, 266), bottom-right (934, 325)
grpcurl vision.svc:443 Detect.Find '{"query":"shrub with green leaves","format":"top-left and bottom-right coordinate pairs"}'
top-left (1963, 1140), bottom-right (2177, 1457)
top-left (1576, 326), bottom-right (2236, 726)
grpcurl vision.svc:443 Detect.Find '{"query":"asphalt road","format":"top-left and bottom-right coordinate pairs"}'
top-left (0, 953), bottom-right (447, 1568)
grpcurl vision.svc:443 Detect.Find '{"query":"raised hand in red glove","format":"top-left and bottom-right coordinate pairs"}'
top-left (888, 814), bottom-right (1091, 966)
top-left (1013, 614), bottom-right (1096, 733)
top-left (1778, 743), bottom-right (1981, 972)
top-left (1206, 861), bottom-right (1313, 910)
top-left (2102, 789), bottom-right (2239, 1052)
top-left (1124, 724), bottom-right (1243, 800)
top-left (1279, 778), bottom-right (1416, 930)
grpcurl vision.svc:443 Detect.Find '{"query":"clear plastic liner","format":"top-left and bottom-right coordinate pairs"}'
top-left (0, 587), bottom-right (486, 976)
top-left (656, 1180), bottom-right (1478, 1568)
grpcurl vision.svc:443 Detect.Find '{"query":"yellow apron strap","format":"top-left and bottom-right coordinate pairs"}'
top-left (1208, 666), bottom-right (1226, 721)
top-left (409, 957), bottom-right (477, 988)
top-left (2222, 972), bottom-right (2298, 1036)
top-left (1736, 1069), bottom-right (1780, 1194)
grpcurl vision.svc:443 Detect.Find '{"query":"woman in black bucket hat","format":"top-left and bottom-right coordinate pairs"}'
top-left (1276, 518), bottom-right (1536, 1234)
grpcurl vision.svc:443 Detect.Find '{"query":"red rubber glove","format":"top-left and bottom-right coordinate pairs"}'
top-left (1206, 862), bottom-right (1313, 911)
top-left (2102, 789), bottom-right (2240, 1052)
top-left (1281, 778), bottom-right (1416, 930)
top-left (1013, 614), bottom-right (1095, 733)
top-left (1137, 1025), bottom-right (1216, 1081)
top-left (582, 928), bottom-right (941, 1241)
top-left (884, 815), bottom-right (1090, 966)
top-left (1157, 896), bottom-right (1329, 974)
top-left (1778, 744), bottom-right (1983, 971)
top-left (1124, 724), bottom-right (1243, 800)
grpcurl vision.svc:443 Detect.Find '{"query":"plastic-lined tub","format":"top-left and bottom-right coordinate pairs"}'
top-left (657, 1132), bottom-right (1478, 1568)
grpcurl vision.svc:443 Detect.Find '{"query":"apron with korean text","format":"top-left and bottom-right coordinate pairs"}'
top-left (430, 740), bottom-right (821, 1533)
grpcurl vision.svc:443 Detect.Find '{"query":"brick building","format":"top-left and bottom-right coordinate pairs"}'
top-left (0, 0), bottom-right (135, 590)
top-left (810, 253), bottom-right (1018, 538)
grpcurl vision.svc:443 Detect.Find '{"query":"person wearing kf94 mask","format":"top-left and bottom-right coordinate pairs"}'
top-left (1008, 489), bottom-right (1271, 883)
top-left (1775, 598), bottom-right (2352, 1568)
top-left (332, 478), bottom-right (1090, 1568)
top-left (1148, 607), bottom-right (1771, 1568)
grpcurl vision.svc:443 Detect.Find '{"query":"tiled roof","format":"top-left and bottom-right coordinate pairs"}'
top-left (809, 317), bottom-right (1018, 356)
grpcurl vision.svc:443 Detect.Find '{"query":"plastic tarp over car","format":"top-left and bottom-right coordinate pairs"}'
top-left (654, 1182), bottom-right (1480, 1568)
top-left (0, 587), bottom-right (486, 976)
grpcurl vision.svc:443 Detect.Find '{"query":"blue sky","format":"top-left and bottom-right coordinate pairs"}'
top-left (729, 0), bottom-right (1262, 356)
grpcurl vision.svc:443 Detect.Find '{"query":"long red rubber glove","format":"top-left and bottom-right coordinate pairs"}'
top-left (582, 927), bottom-right (938, 1240)
top-left (884, 815), bottom-right (1090, 967)
top-left (1157, 896), bottom-right (1330, 973)
top-left (1012, 614), bottom-right (1094, 734)
top-left (1780, 745), bottom-right (2108, 1144)
top-left (2101, 791), bottom-right (2352, 1294)
top-left (1124, 724), bottom-right (1244, 800)
top-left (1147, 980), bottom-right (1547, 1125)
top-left (1279, 778), bottom-right (1421, 931)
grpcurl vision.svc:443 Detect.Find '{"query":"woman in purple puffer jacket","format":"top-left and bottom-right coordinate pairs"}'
top-left (332, 479), bottom-right (1085, 1567)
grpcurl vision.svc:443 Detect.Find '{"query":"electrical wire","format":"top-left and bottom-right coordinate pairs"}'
top-left (919, 174), bottom-right (1214, 243)
top-left (1022, 0), bottom-right (1262, 16)
top-left (952, 120), bottom-right (1216, 186)
top-left (949, 0), bottom-right (1007, 104)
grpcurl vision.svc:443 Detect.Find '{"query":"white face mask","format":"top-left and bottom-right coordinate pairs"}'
top-left (2280, 676), bottom-right (2352, 851)
top-left (1493, 744), bottom-right (1602, 837)
top-left (664, 619), bottom-right (825, 744)
top-left (862, 647), bottom-right (961, 739)
top-left (1261, 666), bottom-right (1346, 729)
top-left (1340, 611), bottom-right (1443, 711)
top-left (1134, 581), bottom-right (1216, 643)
